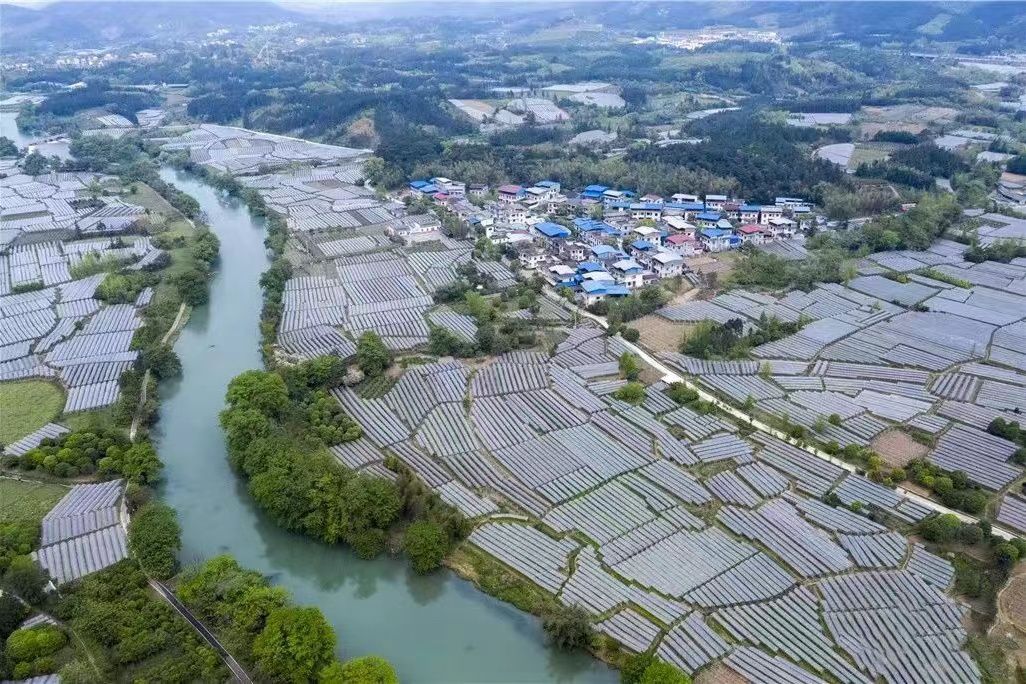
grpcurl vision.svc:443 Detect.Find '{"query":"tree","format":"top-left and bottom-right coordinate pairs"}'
top-left (403, 520), bottom-right (449, 574)
top-left (621, 653), bottom-right (656, 684)
top-left (224, 370), bottom-right (289, 417)
top-left (1, 557), bottom-right (49, 605)
top-left (141, 345), bottom-right (181, 378)
top-left (356, 332), bottom-right (392, 378)
top-left (321, 656), bottom-right (399, 684)
top-left (22, 151), bottom-right (48, 176)
top-left (253, 607), bottom-right (337, 684)
top-left (639, 661), bottom-right (691, 684)
top-left (0, 592), bottom-right (28, 640)
top-left (918, 514), bottom-right (961, 544)
top-left (128, 502), bottom-right (181, 579)
top-left (541, 605), bottom-right (592, 650)
top-left (0, 136), bottom-right (17, 157)
top-left (619, 352), bottom-right (641, 381)
top-left (171, 267), bottom-right (209, 306)
top-left (621, 327), bottom-right (640, 343)
top-left (614, 382), bottom-right (646, 406)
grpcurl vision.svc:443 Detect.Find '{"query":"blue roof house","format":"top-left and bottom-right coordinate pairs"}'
top-left (535, 222), bottom-right (571, 239)
top-left (581, 184), bottom-right (609, 201)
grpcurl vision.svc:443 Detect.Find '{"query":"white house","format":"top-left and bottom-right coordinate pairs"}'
top-left (663, 216), bottom-right (697, 236)
top-left (519, 248), bottom-right (547, 270)
top-left (671, 193), bottom-right (699, 203)
top-left (431, 177), bottom-right (465, 198)
top-left (610, 258), bottom-right (645, 289)
top-left (630, 203), bottom-right (662, 221)
top-left (631, 225), bottom-right (662, 246)
top-left (759, 205), bottom-right (784, 224)
top-left (386, 214), bottom-right (441, 242)
top-left (704, 194), bottom-right (728, 211)
top-left (651, 251), bottom-right (684, 278)
top-left (663, 233), bottom-right (700, 256)
top-left (766, 216), bottom-right (797, 237)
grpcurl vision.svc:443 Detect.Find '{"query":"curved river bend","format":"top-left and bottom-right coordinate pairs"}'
top-left (153, 169), bottom-right (616, 683)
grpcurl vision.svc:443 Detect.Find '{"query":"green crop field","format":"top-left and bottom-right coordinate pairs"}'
top-left (0, 478), bottom-right (68, 525)
top-left (0, 380), bottom-right (65, 446)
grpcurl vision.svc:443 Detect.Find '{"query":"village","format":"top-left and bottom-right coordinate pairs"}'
top-left (403, 176), bottom-right (812, 306)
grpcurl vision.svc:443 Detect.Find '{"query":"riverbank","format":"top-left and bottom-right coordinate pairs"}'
top-left (150, 168), bottom-right (616, 682)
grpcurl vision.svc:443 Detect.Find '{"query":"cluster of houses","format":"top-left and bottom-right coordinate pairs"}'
top-left (404, 176), bottom-right (814, 305)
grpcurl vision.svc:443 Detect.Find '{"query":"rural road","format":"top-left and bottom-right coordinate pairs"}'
top-left (541, 288), bottom-right (1021, 540)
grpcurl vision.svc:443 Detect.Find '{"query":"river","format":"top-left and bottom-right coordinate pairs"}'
top-left (152, 168), bottom-right (616, 683)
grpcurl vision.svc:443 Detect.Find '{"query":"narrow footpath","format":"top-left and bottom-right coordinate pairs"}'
top-left (541, 288), bottom-right (1021, 540)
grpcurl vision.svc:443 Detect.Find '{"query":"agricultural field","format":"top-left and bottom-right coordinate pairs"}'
top-left (0, 478), bottom-right (68, 525)
top-left (0, 379), bottom-right (64, 444)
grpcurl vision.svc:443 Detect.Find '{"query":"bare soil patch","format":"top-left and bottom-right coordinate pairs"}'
top-left (858, 121), bottom-right (926, 138)
top-left (871, 428), bottom-right (929, 468)
top-left (695, 663), bottom-right (750, 684)
top-left (634, 314), bottom-right (691, 354)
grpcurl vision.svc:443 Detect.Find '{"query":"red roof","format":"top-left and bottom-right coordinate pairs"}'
top-left (497, 184), bottom-right (522, 194)
top-left (739, 224), bottom-right (763, 234)
top-left (665, 233), bottom-right (696, 245)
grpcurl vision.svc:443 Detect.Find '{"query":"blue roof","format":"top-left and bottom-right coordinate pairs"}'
top-left (583, 184), bottom-right (609, 193)
top-left (574, 218), bottom-right (617, 233)
top-left (535, 222), bottom-right (571, 238)
top-left (536, 180), bottom-right (560, 188)
top-left (409, 180), bottom-right (429, 189)
top-left (631, 240), bottom-right (654, 250)
top-left (665, 202), bottom-right (706, 211)
top-left (581, 281), bottom-right (630, 296)
top-left (590, 244), bottom-right (621, 257)
top-left (578, 261), bottom-right (604, 272)
top-left (631, 202), bottom-right (663, 211)
top-left (419, 184), bottom-right (439, 194)
top-left (701, 228), bottom-right (732, 239)
top-left (696, 211), bottom-right (721, 222)
top-left (740, 204), bottom-right (762, 212)
top-left (607, 200), bottom-right (632, 209)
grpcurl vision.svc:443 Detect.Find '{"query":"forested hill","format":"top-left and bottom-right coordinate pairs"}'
top-left (0, 1), bottom-right (305, 51)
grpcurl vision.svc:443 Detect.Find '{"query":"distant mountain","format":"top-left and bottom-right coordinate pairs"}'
top-left (0, 1), bottom-right (305, 52)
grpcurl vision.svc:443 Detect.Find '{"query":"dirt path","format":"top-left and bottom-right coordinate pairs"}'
top-left (130, 302), bottom-right (188, 442)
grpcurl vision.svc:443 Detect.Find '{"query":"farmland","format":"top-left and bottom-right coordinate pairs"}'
top-left (0, 379), bottom-right (64, 445)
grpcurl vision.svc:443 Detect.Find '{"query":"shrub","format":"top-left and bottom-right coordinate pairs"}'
top-left (356, 332), bottom-right (392, 377)
top-left (614, 382), bottom-right (646, 406)
top-left (541, 605), bottom-right (592, 650)
top-left (128, 502), bottom-right (181, 579)
top-left (403, 520), bottom-right (449, 574)
top-left (324, 656), bottom-right (398, 684)
top-left (1, 556), bottom-right (49, 605)
top-left (5, 625), bottom-right (67, 662)
top-left (253, 607), bottom-right (337, 684)
top-left (621, 327), bottom-right (640, 343)
top-left (639, 661), bottom-right (691, 684)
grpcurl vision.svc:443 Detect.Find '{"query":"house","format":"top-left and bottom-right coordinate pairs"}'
top-left (578, 280), bottom-right (629, 307)
top-left (640, 194), bottom-right (663, 203)
top-left (577, 260), bottom-right (606, 275)
top-left (498, 184), bottom-right (524, 203)
top-left (610, 258), bottom-right (645, 289)
top-left (469, 184), bottom-right (489, 197)
top-left (431, 177), bottom-right (465, 198)
top-left (536, 180), bottom-right (562, 194)
top-left (630, 202), bottom-right (663, 221)
top-left (631, 225), bottom-right (662, 246)
top-left (704, 194), bottom-right (728, 211)
top-left (493, 229), bottom-right (534, 246)
top-left (663, 202), bottom-right (705, 220)
top-left (671, 193), bottom-right (699, 203)
top-left (558, 241), bottom-right (587, 261)
top-left (580, 184), bottom-right (609, 201)
top-left (695, 211), bottom-right (722, 227)
top-left (663, 216), bottom-right (697, 235)
top-left (386, 214), bottom-right (442, 242)
top-left (505, 206), bottom-right (529, 224)
top-left (590, 244), bottom-right (627, 264)
top-left (766, 216), bottom-right (797, 237)
top-left (630, 239), bottom-right (657, 261)
top-left (548, 263), bottom-right (576, 283)
top-left (759, 205), bottom-right (784, 224)
top-left (603, 189), bottom-right (629, 205)
top-left (775, 196), bottom-right (808, 209)
top-left (573, 217), bottom-right (619, 238)
top-left (700, 228), bottom-right (738, 252)
top-left (651, 251), bottom-right (684, 278)
top-left (663, 232), bottom-right (700, 256)
top-left (739, 204), bottom-right (761, 223)
top-left (738, 224), bottom-right (767, 245)
top-left (518, 247), bottom-right (547, 269)
top-left (535, 221), bottom-right (571, 240)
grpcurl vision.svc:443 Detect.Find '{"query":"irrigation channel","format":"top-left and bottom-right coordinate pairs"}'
top-left (152, 168), bottom-right (616, 683)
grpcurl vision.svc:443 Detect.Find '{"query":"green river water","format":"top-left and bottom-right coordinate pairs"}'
top-left (152, 168), bottom-right (617, 683)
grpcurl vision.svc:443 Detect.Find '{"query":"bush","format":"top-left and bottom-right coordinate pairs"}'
top-left (253, 607), bottom-right (337, 684)
top-left (621, 327), bottom-right (640, 343)
top-left (541, 605), bottom-right (592, 650)
top-left (128, 502), bottom-right (181, 579)
top-left (5, 625), bottom-right (67, 662)
top-left (614, 382), bottom-right (646, 406)
top-left (323, 656), bottom-right (399, 684)
top-left (356, 332), bottom-right (392, 377)
top-left (403, 520), bottom-right (449, 574)
top-left (0, 593), bottom-right (29, 640)
top-left (2, 556), bottom-right (49, 605)
top-left (639, 661), bottom-right (691, 684)
top-left (666, 383), bottom-right (698, 405)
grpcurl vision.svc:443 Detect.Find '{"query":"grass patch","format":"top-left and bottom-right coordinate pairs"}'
top-left (62, 406), bottom-right (120, 434)
top-left (0, 479), bottom-right (69, 525)
top-left (356, 375), bottom-right (396, 399)
top-left (448, 544), bottom-right (559, 616)
top-left (0, 380), bottom-right (65, 445)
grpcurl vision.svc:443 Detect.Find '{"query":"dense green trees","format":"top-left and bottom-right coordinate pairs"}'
top-left (619, 352), bottom-right (641, 381)
top-left (356, 332), bottom-right (393, 377)
top-left (681, 315), bottom-right (804, 360)
top-left (327, 655), bottom-right (399, 684)
top-left (304, 390), bottom-right (363, 445)
top-left (1008, 155), bottom-right (1026, 174)
top-left (1, 557), bottom-right (49, 606)
top-left (613, 382), bottom-right (646, 406)
top-left (252, 607), bottom-right (337, 683)
top-left (0, 137), bottom-right (17, 157)
top-left (0, 594), bottom-right (28, 640)
top-left (403, 520), bottom-right (449, 574)
top-left (5, 429), bottom-right (161, 483)
top-left (127, 502), bottom-right (181, 580)
top-left (541, 604), bottom-right (592, 650)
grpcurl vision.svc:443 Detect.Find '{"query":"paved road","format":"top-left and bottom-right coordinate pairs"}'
top-left (541, 288), bottom-right (1021, 540)
top-left (149, 579), bottom-right (253, 683)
